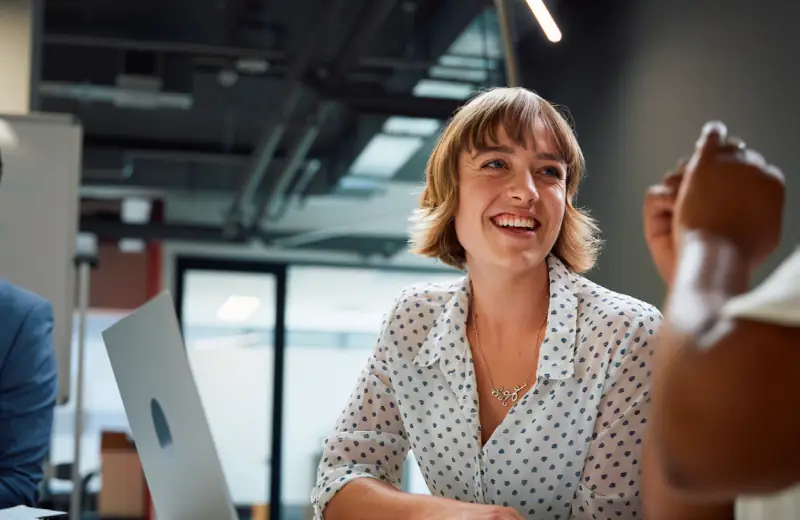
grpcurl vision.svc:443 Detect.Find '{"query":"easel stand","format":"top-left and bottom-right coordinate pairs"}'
top-left (69, 253), bottom-right (99, 520)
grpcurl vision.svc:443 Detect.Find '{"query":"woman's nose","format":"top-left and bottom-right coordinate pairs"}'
top-left (508, 172), bottom-right (539, 204)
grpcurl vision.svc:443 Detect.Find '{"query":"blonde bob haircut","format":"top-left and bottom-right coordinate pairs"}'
top-left (408, 87), bottom-right (601, 273)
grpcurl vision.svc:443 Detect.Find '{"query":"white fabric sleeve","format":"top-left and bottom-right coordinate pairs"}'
top-left (721, 248), bottom-right (800, 326)
top-left (310, 291), bottom-right (410, 519)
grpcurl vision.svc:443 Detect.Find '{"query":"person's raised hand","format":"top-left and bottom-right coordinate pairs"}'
top-left (644, 160), bottom-right (686, 286)
top-left (674, 121), bottom-right (785, 269)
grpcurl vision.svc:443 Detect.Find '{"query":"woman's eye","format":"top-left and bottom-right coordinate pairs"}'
top-left (541, 166), bottom-right (564, 178)
top-left (482, 159), bottom-right (506, 169)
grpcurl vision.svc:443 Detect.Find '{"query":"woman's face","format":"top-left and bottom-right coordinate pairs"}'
top-left (454, 122), bottom-right (568, 274)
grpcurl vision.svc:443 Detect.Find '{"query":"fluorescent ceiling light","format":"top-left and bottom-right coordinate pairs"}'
top-left (39, 81), bottom-right (194, 110)
top-left (439, 54), bottom-right (493, 69)
top-left (217, 295), bottom-right (261, 323)
top-left (428, 65), bottom-right (488, 83)
top-left (525, 0), bottom-right (562, 43)
top-left (383, 116), bottom-right (441, 136)
top-left (350, 133), bottom-right (425, 178)
top-left (412, 79), bottom-right (474, 99)
top-left (432, 54), bottom-right (494, 84)
top-left (118, 238), bottom-right (145, 253)
top-left (121, 197), bottom-right (152, 223)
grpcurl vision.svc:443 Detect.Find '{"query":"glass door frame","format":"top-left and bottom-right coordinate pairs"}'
top-left (174, 256), bottom-right (288, 520)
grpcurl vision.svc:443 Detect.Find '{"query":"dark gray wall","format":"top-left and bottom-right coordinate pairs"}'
top-left (528, 0), bottom-right (800, 306)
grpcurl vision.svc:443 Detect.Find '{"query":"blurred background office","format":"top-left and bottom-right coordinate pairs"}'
top-left (0, 0), bottom-right (798, 518)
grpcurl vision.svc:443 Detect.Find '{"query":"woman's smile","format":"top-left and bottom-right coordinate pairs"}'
top-left (490, 212), bottom-right (541, 239)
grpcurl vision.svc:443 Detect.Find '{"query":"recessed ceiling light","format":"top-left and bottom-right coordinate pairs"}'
top-left (235, 57), bottom-right (270, 75)
top-left (121, 197), bottom-right (152, 223)
top-left (118, 238), bottom-right (145, 253)
top-left (217, 295), bottom-right (261, 323)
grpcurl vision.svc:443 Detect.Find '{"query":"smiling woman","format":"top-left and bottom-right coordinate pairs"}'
top-left (410, 87), bottom-right (599, 274)
top-left (311, 87), bottom-right (662, 520)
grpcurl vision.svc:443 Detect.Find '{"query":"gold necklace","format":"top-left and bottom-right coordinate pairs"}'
top-left (470, 295), bottom-right (548, 407)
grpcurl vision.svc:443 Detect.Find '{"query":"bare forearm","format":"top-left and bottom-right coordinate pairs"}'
top-left (652, 234), bottom-right (800, 495)
top-left (324, 479), bottom-right (448, 520)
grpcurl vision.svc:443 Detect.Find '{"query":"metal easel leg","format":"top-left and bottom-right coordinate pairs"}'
top-left (69, 251), bottom-right (98, 520)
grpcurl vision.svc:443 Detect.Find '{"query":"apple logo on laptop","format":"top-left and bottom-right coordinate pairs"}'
top-left (150, 398), bottom-right (174, 452)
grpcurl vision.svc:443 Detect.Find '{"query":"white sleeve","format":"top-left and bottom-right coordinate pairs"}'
top-left (720, 248), bottom-right (800, 326)
top-left (310, 292), bottom-right (410, 519)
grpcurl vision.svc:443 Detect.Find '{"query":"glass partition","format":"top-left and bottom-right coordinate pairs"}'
top-left (180, 267), bottom-right (282, 513)
top-left (173, 258), bottom-right (458, 520)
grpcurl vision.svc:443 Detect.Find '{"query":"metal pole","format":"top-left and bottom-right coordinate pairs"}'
top-left (494, 0), bottom-right (521, 87)
top-left (69, 259), bottom-right (92, 520)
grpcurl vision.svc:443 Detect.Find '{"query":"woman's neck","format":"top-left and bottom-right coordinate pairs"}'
top-left (468, 259), bottom-right (550, 343)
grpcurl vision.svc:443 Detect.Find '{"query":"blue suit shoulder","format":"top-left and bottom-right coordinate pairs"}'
top-left (0, 280), bottom-right (58, 508)
top-left (0, 280), bottom-right (52, 330)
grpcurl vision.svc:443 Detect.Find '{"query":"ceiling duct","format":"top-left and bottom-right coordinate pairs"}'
top-left (39, 45), bottom-right (195, 110)
top-left (39, 81), bottom-right (194, 110)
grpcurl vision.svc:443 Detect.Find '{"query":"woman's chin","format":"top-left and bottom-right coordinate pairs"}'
top-left (487, 248), bottom-right (549, 274)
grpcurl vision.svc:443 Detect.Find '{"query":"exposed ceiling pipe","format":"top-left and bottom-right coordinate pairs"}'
top-left (253, 0), bottom-right (400, 229)
top-left (44, 33), bottom-right (285, 61)
top-left (78, 216), bottom-right (409, 256)
top-left (278, 159), bottom-right (322, 213)
top-left (220, 0), bottom-right (349, 237)
top-left (494, 0), bottom-right (522, 87)
top-left (125, 149), bottom-right (248, 166)
top-left (44, 33), bottom-right (492, 72)
top-left (266, 212), bottom-right (406, 250)
top-left (259, 105), bottom-right (334, 221)
top-left (39, 81), bottom-right (193, 110)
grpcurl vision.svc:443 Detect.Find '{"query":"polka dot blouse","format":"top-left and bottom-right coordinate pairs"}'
top-left (312, 256), bottom-right (661, 519)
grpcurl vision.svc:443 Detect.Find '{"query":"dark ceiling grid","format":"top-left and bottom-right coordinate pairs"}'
top-left (312, 0), bottom-right (482, 205)
top-left (220, 0), bottom-right (348, 239)
top-left (248, 0), bottom-right (402, 232)
top-left (43, 0), bottom-right (498, 257)
top-left (247, 0), bottom-right (488, 255)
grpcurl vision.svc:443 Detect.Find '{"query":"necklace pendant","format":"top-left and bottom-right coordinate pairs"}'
top-left (492, 384), bottom-right (527, 407)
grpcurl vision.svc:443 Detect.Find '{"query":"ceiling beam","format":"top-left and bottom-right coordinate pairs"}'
top-left (324, 88), bottom-right (462, 119)
top-left (43, 33), bottom-right (286, 62)
top-left (42, 33), bottom-right (455, 72)
top-left (79, 217), bottom-right (408, 257)
top-left (83, 135), bottom-right (258, 158)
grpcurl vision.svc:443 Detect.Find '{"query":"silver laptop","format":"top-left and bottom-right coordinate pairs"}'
top-left (102, 292), bottom-right (238, 520)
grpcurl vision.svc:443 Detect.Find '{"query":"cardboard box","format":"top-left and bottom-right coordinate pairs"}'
top-left (97, 431), bottom-right (146, 518)
top-left (251, 504), bottom-right (269, 520)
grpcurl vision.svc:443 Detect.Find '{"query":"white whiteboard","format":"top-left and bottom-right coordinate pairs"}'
top-left (0, 112), bottom-right (82, 403)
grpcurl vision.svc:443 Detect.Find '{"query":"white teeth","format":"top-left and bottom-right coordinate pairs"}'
top-left (493, 215), bottom-right (536, 229)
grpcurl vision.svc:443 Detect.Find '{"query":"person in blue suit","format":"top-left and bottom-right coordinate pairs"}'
top-left (0, 282), bottom-right (59, 508)
top-left (0, 147), bottom-right (59, 507)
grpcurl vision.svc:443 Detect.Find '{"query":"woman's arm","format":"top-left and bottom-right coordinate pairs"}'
top-left (314, 347), bottom-right (488, 520)
top-left (651, 236), bottom-right (800, 498)
top-left (311, 293), bottom-right (414, 519)
top-left (325, 479), bottom-right (457, 520)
